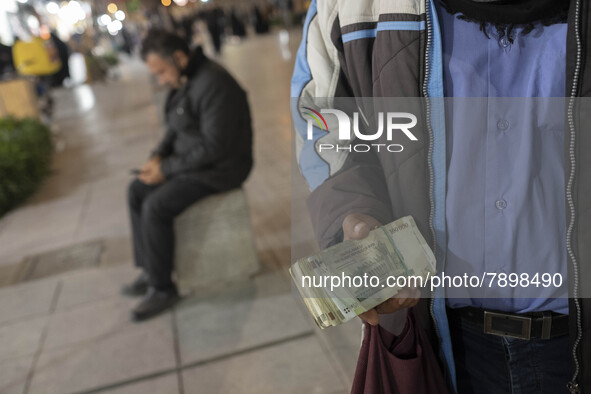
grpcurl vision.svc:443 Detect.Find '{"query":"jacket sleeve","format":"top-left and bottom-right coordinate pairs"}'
top-left (160, 76), bottom-right (242, 177)
top-left (151, 90), bottom-right (176, 158)
top-left (151, 128), bottom-right (176, 158)
top-left (292, 0), bottom-right (393, 249)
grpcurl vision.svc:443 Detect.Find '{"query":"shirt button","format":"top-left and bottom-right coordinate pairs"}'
top-left (497, 119), bottom-right (509, 130)
top-left (495, 199), bottom-right (507, 210)
top-left (177, 107), bottom-right (184, 115)
top-left (499, 37), bottom-right (510, 48)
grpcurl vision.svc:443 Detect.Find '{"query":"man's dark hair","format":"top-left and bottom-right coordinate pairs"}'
top-left (141, 29), bottom-right (190, 61)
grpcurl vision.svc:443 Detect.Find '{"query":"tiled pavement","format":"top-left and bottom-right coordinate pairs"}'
top-left (0, 265), bottom-right (356, 394)
top-left (0, 29), bottom-right (362, 393)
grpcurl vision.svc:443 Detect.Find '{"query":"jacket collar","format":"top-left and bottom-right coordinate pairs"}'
top-left (441, 0), bottom-right (569, 25)
top-left (181, 46), bottom-right (207, 80)
top-left (165, 47), bottom-right (206, 113)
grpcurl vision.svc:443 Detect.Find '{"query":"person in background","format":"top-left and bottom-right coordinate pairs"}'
top-left (49, 31), bottom-right (70, 87)
top-left (230, 8), bottom-right (247, 38)
top-left (123, 30), bottom-right (253, 322)
top-left (252, 6), bottom-right (270, 34)
top-left (204, 7), bottom-right (225, 55)
top-left (0, 43), bottom-right (15, 76)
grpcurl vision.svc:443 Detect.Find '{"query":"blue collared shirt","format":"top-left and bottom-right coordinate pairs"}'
top-left (437, 4), bottom-right (569, 314)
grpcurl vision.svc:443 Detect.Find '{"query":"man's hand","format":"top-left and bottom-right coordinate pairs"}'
top-left (138, 156), bottom-right (165, 185)
top-left (342, 213), bottom-right (421, 326)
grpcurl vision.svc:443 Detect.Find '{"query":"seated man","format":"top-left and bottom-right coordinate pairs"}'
top-left (124, 30), bottom-right (253, 322)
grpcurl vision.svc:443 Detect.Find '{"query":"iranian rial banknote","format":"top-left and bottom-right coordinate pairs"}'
top-left (290, 216), bottom-right (436, 329)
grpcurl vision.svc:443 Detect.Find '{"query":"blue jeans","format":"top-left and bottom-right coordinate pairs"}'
top-left (448, 311), bottom-right (572, 394)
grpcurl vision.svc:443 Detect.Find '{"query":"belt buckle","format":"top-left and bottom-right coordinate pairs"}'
top-left (483, 311), bottom-right (532, 340)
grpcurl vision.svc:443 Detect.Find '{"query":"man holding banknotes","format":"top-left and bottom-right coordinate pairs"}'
top-left (292, 0), bottom-right (591, 393)
top-left (123, 30), bottom-right (252, 322)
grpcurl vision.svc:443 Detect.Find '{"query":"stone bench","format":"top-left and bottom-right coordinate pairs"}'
top-left (173, 188), bottom-right (260, 295)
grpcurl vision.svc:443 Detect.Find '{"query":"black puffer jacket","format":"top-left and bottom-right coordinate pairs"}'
top-left (153, 47), bottom-right (253, 191)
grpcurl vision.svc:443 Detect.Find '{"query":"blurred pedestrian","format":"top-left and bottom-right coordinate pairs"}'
top-left (230, 8), bottom-right (247, 38)
top-left (0, 43), bottom-right (15, 76)
top-left (205, 8), bottom-right (225, 55)
top-left (252, 6), bottom-right (270, 34)
top-left (49, 31), bottom-right (70, 87)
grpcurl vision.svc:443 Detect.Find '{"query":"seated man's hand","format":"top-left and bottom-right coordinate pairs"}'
top-left (139, 156), bottom-right (165, 185)
top-left (342, 213), bottom-right (421, 326)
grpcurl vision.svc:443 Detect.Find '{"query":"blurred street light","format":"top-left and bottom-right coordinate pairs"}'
top-left (107, 19), bottom-right (122, 35)
top-left (114, 10), bottom-right (125, 21)
top-left (46, 2), bottom-right (60, 14)
top-left (107, 2), bottom-right (117, 13)
top-left (98, 14), bottom-right (111, 26)
top-left (26, 15), bottom-right (40, 31)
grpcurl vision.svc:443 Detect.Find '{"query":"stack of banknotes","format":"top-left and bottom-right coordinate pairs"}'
top-left (290, 216), bottom-right (436, 329)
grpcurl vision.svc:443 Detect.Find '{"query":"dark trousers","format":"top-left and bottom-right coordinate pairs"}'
top-left (127, 178), bottom-right (216, 290)
top-left (448, 310), bottom-right (572, 394)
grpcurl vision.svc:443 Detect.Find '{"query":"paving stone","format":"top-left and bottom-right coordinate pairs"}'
top-left (54, 264), bottom-right (139, 311)
top-left (182, 336), bottom-right (346, 394)
top-left (27, 315), bottom-right (175, 394)
top-left (0, 355), bottom-right (34, 394)
top-left (99, 236), bottom-right (133, 267)
top-left (0, 279), bottom-right (58, 324)
top-left (75, 174), bottom-right (132, 243)
top-left (44, 295), bottom-right (165, 351)
top-left (176, 273), bottom-right (312, 364)
top-left (96, 373), bottom-right (179, 394)
top-left (0, 263), bottom-right (21, 287)
top-left (0, 315), bottom-right (46, 362)
top-left (14, 240), bottom-right (103, 283)
top-left (0, 186), bottom-right (89, 264)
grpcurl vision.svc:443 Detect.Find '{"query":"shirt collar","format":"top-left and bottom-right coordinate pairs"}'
top-left (440, 0), bottom-right (569, 25)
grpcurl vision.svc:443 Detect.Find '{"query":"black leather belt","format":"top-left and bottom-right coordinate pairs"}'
top-left (447, 306), bottom-right (569, 340)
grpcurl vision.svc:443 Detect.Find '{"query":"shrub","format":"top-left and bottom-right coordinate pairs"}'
top-left (0, 117), bottom-right (52, 216)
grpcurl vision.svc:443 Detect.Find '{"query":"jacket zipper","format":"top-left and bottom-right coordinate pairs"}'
top-left (421, 0), bottom-right (441, 347)
top-left (566, 0), bottom-right (583, 392)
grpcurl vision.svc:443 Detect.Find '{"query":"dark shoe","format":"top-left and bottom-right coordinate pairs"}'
top-left (121, 272), bottom-right (149, 297)
top-left (131, 286), bottom-right (179, 322)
